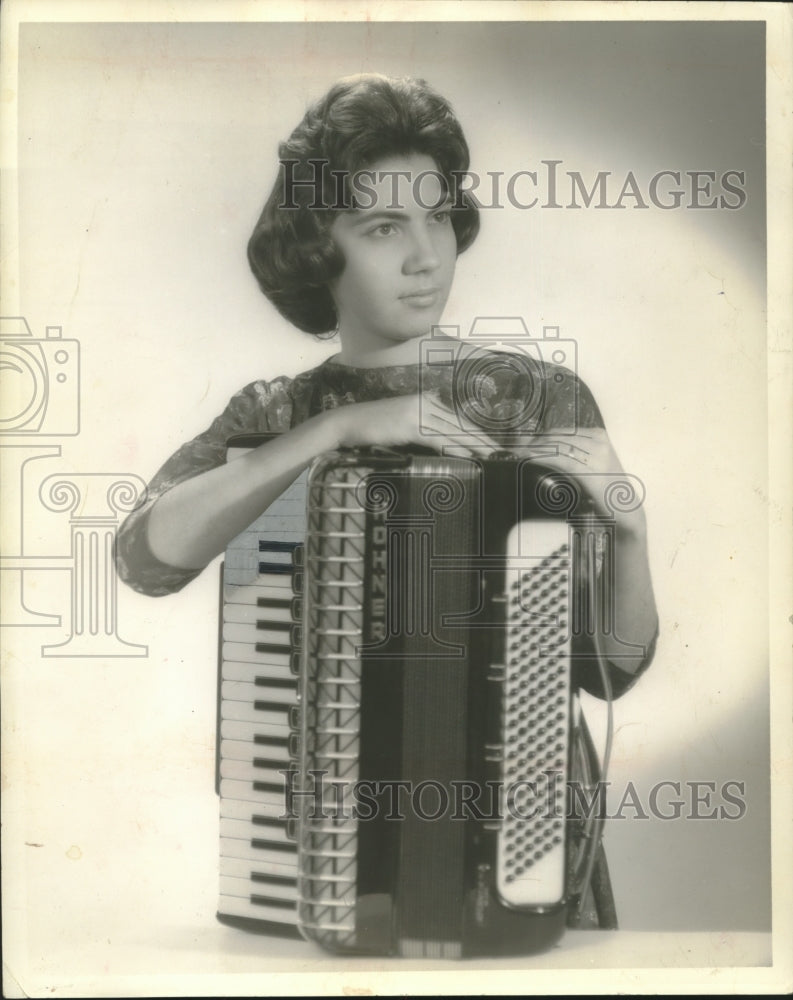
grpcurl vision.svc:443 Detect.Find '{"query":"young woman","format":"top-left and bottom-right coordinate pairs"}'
top-left (116, 76), bottom-right (658, 930)
top-left (116, 73), bottom-right (657, 690)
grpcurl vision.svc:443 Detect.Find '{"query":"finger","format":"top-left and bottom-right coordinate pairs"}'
top-left (524, 437), bottom-right (627, 475)
top-left (429, 430), bottom-right (503, 459)
top-left (425, 408), bottom-right (466, 434)
top-left (530, 428), bottom-right (602, 441)
top-left (517, 442), bottom-right (593, 467)
top-left (420, 403), bottom-right (502, 455)
top-left (524, 431), bottom-right (608, 450)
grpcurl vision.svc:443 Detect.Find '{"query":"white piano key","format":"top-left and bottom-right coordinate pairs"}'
top-left (217, 893), bottom-right (298, 925)
top-left (221, 659), bottom-right (296, 684)
top-left (220, 817), bottom-right (291, 843)
top-left (224, 582), bottom-right (295, 606)
top-left (220, 778), bottom-right (290, 805)
top-left (255, 570), bottom-right (300, 588)
top-left (221, 679), bottom-right (295, 706)
top-left (220, 797), bottom-right (287, 821)
top-left (221, 700), bottom-right (290, 727)
top-left (218, 894), bottom-right (298, 925)
top-left (224, 559), bottom-right (286, 584)
top-left (225, 528), bottom-right (271, 551)
top-left (219, 855), bottom-right (297, 880)
top-left (220, 719), bottom-right (291, 743)
top-left (220, 738), bottom-right (291, 764)
top-left (220, 837), bottom-right (297, 864)
top-left (220, 759), bottom-right (288, 785)
top-left (228, 538), bottom-right (292, 561)
top-left (236, 532), bottom-right (303, 554)
top-left (224, 603), bottom-right (295, 625)
top-left (222, 641), bottom-right (291, 667)
top-left (223, 621), bottom-right (293, 646)
top-left (220, 875), bottom-right (297, 902)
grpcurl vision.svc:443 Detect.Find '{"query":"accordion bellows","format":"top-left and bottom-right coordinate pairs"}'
top-left (217, 444), bottom-right (587, 958)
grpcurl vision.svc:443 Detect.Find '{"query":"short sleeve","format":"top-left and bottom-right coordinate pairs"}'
top-left (115, 377), bottom-right (296, 597)
top-left (535, 365), bottom-right (605, 434)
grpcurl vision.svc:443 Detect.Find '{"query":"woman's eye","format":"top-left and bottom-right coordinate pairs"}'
top-left (371, 223), bottom-right (395, 237)
top-left (432, 209), bottom-right (451, 224)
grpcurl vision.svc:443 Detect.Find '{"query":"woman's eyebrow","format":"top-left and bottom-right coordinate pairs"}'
top-left (348, 199), bottom-right (454, 226)
top-left (348, 208), bottom-right (408, 226)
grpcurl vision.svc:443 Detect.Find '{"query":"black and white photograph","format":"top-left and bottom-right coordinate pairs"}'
top-left (1, 1), bottom-right (791, 996)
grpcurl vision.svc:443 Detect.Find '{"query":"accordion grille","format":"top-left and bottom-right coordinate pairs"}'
top-left (498, 524), bottom-right (571, 907)
top-left (297, 466), bottom-right (366, 951)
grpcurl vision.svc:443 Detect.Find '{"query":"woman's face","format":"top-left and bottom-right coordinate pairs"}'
top-left (328, 153), bottom-right (457, 361)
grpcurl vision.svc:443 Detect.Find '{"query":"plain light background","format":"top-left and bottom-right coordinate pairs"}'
top-left (2, 11), bottom-right (780, 994)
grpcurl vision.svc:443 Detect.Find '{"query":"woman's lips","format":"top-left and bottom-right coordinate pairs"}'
top-left (400, 287), bottom-right (441, 307)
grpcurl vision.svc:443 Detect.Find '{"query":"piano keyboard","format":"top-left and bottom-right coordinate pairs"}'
top-left (216, 466), bottom-right (308, 935)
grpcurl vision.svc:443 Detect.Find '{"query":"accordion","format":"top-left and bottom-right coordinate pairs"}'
top-left (216, 438), bottom-right (606, 957)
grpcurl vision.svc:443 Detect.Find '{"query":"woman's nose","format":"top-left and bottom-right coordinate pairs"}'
top-left (403, 227), bottom-right (441, 273)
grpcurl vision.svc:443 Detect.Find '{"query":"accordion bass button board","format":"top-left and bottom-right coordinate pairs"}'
top-left (216, 441), bottom-right (576, 956)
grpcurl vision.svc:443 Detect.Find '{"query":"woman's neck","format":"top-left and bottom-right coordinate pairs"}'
top-left (331, 330), bottom-right (461, 369)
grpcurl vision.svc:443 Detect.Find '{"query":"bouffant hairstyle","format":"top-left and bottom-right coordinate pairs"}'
top-left (247, 74), bottom-right (480, 335)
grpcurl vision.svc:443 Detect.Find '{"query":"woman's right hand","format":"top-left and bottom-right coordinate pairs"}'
top-left (141, 393), bottom-right (499, 578)
top-left (326, 392), bottom-right (501, 458)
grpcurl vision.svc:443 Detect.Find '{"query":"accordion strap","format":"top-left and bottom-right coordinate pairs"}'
top-left (566, 703), bottom-right (618, 930)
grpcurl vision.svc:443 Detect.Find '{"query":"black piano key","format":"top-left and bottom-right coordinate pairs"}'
top-left (250, 894), bottom-right (297, 909)
top-left (257, 597), bottom-right (292, 610)
top-left (253, 757), bottom-right (289, 770)
top-left (254, 734), bottom-right (290, 747)
top-left (258, 541), bottom-right (301, 554)
top-left (256, 620), bottom-right (292, 632)
top-left (254, 700), bottom-right (291, 713)
top-left (258, 562), bottom-right (293, 575)
top-left (254, 676), bottom-right (297, 689)
top-left (253, 781), bottom-right (286, 794)
top-left (251, 872), bottom-right (297, 886)
top-left (252, 814), bottom-right (289, 827)
top-left (251, 838), bottom-right (296, 854)
top-left (255, 642), bottom-right (291, 655)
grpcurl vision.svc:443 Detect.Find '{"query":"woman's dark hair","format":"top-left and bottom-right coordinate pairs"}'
top-left (247, 74), bottom-right (480, 334)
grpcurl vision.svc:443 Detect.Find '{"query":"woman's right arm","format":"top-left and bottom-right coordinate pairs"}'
top-left (146, 407), bottom-right (345, 572)
top-left (119, 393), bottom-right (499, 595)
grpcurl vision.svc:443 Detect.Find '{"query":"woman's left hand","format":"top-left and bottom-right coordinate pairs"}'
top-left (511, 428), bottom-right (648, 538)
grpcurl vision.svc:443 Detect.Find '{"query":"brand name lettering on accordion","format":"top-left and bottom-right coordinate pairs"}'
top-left (368, 521), bottom-right (388, 642)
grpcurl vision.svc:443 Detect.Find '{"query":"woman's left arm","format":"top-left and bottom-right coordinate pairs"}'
top-left (516, 427), bottom-right (659, 681)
